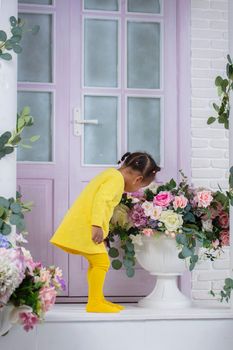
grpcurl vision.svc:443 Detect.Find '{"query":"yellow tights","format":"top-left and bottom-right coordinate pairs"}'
top-left (82, 252), bottom-right (125, 313)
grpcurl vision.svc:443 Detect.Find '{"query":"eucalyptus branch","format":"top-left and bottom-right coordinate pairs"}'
top-left (0, 106), bottom-right (40, 160)
top-left (207, 54), bottom-right (233, 130)
top-left (0, 16), bottom-right (39, 61)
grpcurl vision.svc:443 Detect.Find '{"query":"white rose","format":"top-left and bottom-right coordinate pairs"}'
top-left (111, 204), bottom-right (132, 230)
top-left (159, 210), bottom-right (183, 232)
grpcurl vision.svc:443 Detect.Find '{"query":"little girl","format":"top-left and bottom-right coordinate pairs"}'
top-left (49, 152), bottom-right (161, 313)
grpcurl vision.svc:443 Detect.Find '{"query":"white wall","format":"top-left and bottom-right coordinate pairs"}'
top-left (191, 0), bottom-right (230, 304)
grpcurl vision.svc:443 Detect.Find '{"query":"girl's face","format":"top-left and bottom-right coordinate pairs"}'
top-left (124, 173), bottom-right (154, 193)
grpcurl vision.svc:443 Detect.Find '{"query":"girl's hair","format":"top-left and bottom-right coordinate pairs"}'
top-left (118, 152), bottom-right (161, 180)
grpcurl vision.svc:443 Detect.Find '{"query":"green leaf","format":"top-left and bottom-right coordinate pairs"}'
top-left (215, 76), bottom-right (223, 86)
top-left (9, 214), bottom-right (21, 225)
top-left (4, 147), bottom-right (14, 155)
top-left (10, 202), bottom-right (21, 214)
top-left (11, 26), bottom-right (22, 36)
top-left (1, 222), bottom-right (11, 235)
top-left (126, 267), bottom-right (135, 278)
top-left (0, 30), bottom-right (7, 42)
top-left (178, 251), bottom-right (185, 259)
top-left (0, 52), bottom-right (12, 60)
top-left (21, 106), bottom-right (30, 117)
top-left (111, 259), bottom-right (122, 270)
top-left (108, 247), bottom-right (119, 258)
top-left (207, 117), bottom-right (216, 125)
top-left (176, 233), bottom-right (187, 245)
top-left (10, 16), bottom-right (17, 27)
top-left (0, 197), bottom-right (10, 209)
top-left (126, 240), bottom-right (134, 252)
top-left (213, 103), bottom-right (219, 112)
top-left (181, 246), bottom-right (193, 258)
top-left (30, 135), bottom-right (40, 142)
top-left (12, 44), bottom-right (22, 54)
top-left (0, 131), bottom-right (12, 147)
top-left (227, 54), bottom-right (232, 64)
top-left (0, 207), bottom-right (5, 217)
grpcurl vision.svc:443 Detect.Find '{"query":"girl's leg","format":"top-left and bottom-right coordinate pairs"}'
top-left (86, 260), bottom-right (124, 310)
top-left (83, 252), bottom-right (120, 313)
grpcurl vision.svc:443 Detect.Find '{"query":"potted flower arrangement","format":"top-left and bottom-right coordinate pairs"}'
top-left (0, 245), bottom-right (65, 335)
top-left (107, 171), bottom-right (231, 307)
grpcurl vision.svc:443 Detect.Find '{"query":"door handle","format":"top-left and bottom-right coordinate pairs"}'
top-left (73, 107), bottom-right (98, 136)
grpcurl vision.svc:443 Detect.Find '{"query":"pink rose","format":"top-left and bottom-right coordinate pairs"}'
top-left (195, 190), bottom-right (213, 208)
top-left (173, 195), bottom-right (188, 210)
top-left (39, 286), bottom-right (57, 312)
top-left (142, 228), bottom-right (154, 237)
top-left (220, 230), bottom-right (230, 246)
top-left (153, 191), bottom-right (173, 207)
top-left (218, 211), bottom-right (229, 229)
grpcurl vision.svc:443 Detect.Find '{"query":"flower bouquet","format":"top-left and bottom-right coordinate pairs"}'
top-left (108, 171), bottom-right (231, 303)
top-left (0, 246), bottom-right (65, 335)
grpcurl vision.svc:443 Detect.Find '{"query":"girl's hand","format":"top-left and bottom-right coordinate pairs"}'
top-left (92, 225), bottom-right (104, 244)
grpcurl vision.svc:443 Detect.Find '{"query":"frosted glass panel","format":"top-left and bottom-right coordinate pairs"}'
top-left (19, 0), bottom-right (52, 4)
top-left (17, 92), bottom-right (52, 162)
top-left (84, 19), bottom-right (118, 87)
top-left (84, 0), bottom-right (118, 11)
top-left (84, 96), bottom-right (118, 164)
top-left (128, 97), bottom-right (160, 163)
top-left (127, 21), bottom-right (160, 89)
top-left (18, 13), bottom-right (52, 82)
top-left (128, 0), bottom-right (160, 13)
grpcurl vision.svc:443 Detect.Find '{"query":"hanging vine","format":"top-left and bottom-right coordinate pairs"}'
top-left (207, 54), bottom-right (233, 303)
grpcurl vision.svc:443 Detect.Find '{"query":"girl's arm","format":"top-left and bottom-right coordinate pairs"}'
top-left (91, 176), bottom-right (123, 228)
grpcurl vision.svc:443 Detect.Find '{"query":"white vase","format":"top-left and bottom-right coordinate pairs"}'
top-left (135, 234), bottom-right (192, 309)
top-left (0, 303), bottom-right (14, 336)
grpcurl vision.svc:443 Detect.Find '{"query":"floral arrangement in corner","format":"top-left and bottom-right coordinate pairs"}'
top-left (108, 171), bottom-right (231, 299)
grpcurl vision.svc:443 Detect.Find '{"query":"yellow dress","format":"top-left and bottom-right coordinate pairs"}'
top-left (49, 167), bottom-right (125, 254)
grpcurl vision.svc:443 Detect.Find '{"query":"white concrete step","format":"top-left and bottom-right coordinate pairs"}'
top-left (1, 303), bottom-right (233, 350)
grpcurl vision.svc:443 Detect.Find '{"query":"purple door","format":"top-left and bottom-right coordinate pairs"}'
top-left (17, 0), bottom-right (191, 301)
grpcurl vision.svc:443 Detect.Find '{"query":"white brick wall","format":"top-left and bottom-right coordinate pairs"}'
top-left (191, 0), bottom-right (230, 305)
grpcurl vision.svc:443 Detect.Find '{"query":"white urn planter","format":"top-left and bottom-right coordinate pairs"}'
top-left (0, 303), bottom-right (14, 336)
top-left (135, 234), bottom-right (192, 309)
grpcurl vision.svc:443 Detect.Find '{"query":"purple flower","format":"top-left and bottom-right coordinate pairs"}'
top-left (130, 204), bottom-right (147, 227)
top-left (0, 234), bottom-right (11, 249)
top-left (148, 219), bottom-right (158, 229)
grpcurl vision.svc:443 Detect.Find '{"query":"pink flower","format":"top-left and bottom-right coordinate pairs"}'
top-left (19, 312), bottom-right (39, 332)
top-left (195, 190), bottom-right (213, 208)
top-left (142, 228), bottom-right (154, 237)
top-left (153, 191), bottom-right (173, 207)
top-left (212, 239), bottom-right (220, 249)
top-left (39, 286), bottom-right (57, 312)
top-left (218, 211), bottom-right (229, 229)
top-left (173, 195), bottom-right (188, 210)
top-left (220, 230), bottom-right (230, 246)
top-left (130, 204), bottom-right (147, 227)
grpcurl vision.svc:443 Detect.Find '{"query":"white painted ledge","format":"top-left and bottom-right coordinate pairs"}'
top-left (45, 303), bottom-right (233, 322)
